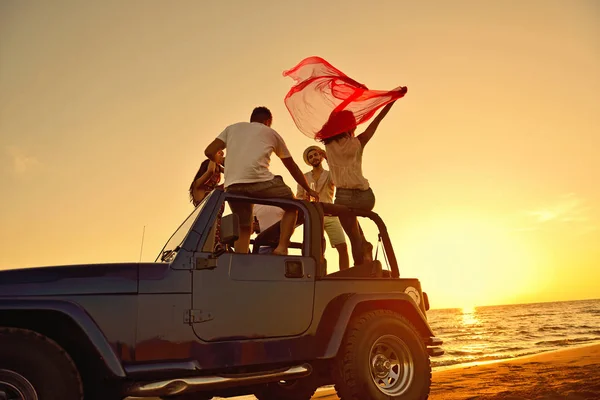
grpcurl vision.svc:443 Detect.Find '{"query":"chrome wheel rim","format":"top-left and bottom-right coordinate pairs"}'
top-left (0, 370), bottom-right (38, 400)
top-left (369, 335), bottom-right (414, 396)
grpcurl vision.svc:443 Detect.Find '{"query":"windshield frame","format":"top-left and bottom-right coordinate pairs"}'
top-left (155, 192), bottom-right (214, 263)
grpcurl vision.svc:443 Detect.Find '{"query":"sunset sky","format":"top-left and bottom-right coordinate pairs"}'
top-left (1, 0), bottom-right (598, 309)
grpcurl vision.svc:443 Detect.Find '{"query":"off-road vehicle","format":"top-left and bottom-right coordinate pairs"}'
top-left (0, 190), bottom-right (443, 400)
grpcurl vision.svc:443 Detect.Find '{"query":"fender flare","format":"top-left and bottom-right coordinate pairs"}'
top-left (0, 298), bottom-right (126, 378)
top-left (316, 293), bottom-right (434, 359)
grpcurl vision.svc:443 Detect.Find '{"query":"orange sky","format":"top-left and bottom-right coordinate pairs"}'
top-left (1, 0), bottom-right (598, 309)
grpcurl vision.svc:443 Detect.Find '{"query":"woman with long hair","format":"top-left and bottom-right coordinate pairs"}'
top-left (188, 150), bottom-right (224, 207)
top-left (319, 101), bottom-right (397, 266)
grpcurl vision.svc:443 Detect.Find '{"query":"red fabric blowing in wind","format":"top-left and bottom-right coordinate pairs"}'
top-left (283, 56), bottom-right (407, 140)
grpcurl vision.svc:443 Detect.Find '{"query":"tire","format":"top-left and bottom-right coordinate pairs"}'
top-left (333, 310), bottom-right (431, 400)
top-left (0, 327), bottom-right (83, 400)
top-left (254, 375), bottom-right (320, 400)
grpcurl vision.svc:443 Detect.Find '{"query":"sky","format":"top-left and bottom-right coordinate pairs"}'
top-left (1, 0), bottom-right (598, 309)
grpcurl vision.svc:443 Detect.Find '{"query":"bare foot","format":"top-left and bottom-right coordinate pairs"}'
top-left (272, 247), bottom-right (288, 256)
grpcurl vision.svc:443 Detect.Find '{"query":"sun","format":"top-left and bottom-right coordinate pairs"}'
top-left (461, 304), bottom-right (476, 314)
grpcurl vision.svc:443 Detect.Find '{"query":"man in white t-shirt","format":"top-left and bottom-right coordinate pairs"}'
top-left (204, 106), bottom-right (319, 255)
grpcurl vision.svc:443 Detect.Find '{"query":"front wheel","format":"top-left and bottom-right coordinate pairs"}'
top-left (0, 327), bottom-right (83, 400)
top-left (333, 310), bottom-right (431, 400)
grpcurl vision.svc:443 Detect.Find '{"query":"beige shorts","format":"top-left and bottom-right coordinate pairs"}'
top-left (324, 216), bottom-right (346, 247)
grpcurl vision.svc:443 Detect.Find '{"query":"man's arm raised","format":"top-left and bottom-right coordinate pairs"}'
top-left (204, 138), bottom-right (226, 162)
top-left (281, 157), bottom-right (319, 201)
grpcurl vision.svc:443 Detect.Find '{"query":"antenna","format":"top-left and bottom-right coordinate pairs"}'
top-left (139, 225), bottom-right (146, 262)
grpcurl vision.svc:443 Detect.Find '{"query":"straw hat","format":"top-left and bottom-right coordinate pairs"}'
top-left (303, 145), bottom-right (323, 166)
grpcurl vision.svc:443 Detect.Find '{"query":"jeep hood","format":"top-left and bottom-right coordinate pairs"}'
top-left (0, 263), bottom-right (139, 296)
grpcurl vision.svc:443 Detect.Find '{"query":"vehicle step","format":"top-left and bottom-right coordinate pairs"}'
top-left (427, 346), bottom-right (445, 357)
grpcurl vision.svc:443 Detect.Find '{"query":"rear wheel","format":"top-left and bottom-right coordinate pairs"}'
top-left (0, 328), bottom-right (83, 400)
top-left (333, 310), bottom-right (431, 400)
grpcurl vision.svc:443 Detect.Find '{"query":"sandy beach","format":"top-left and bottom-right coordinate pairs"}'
top-left (133, 343), bottom-right (600, 400)
top-left (429, 343), bottom-right (600, 400)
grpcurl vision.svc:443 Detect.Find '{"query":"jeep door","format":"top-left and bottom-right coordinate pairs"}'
top-left (191, 196), bottom-right (316, 341)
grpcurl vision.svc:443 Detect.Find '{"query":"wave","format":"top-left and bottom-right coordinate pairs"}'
top-left (493, 346), bottom-right (526, 352)
top-left (538, 326), bottom-right (568, 332)
top-left (535, 337), bottom-right (595, 346)
top-left (447, 350), bottom-right (486, 356)
top-left (517, 313), bottom-right (549, 318)
top-left (582, 309), bottom-right (600, 315)
top-left (431, 351), bottom-right (538, 368)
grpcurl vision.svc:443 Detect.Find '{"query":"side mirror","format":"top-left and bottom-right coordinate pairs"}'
top-left (220, 214), bottom-right (239, 247)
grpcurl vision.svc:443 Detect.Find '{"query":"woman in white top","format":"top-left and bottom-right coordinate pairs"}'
top-left (320, 100), bottom-right (398, 266)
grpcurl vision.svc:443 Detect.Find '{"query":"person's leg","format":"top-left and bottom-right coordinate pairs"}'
top-left (325, 216), bottom-right (350, 270)
top-left (338, 213), bottom-right (365, 266)
top-left (334, 189), bottom-right (366, 266)
top-left (228, 201), bottom-right (253, 253)
top-left (354, 188), bottom-right (376, 262)
top-left (335, 243), bottom-right (350, 270)
top-left (253, 176), bottom-right (296, 256)
top-left (357, 222), bottom-right (373, 262)
top-left (235, 226), bottom-right (252, 254)
top-left (273, 208), bottom-right (297, 255)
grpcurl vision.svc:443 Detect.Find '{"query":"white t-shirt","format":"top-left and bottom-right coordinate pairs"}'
top-left (217, 122), bottom-right (291, 187)
top-left (253, 204), bottom-right (284, 233)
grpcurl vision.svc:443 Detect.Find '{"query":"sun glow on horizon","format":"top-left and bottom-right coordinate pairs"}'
top-left (395, 214), bottom-right (538, 309)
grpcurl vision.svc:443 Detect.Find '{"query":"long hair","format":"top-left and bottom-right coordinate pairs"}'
top-left (189, 160), bottom-right (209, 205)
top-left (320, 131), bottom-right (350, 145)
top-left (317, 110), bottom-right (356, 145)
top-left (189, 159), bottom-right (225, 206)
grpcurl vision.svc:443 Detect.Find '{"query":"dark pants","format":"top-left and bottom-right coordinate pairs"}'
top-left (334, 188), bottom-right (376, 267)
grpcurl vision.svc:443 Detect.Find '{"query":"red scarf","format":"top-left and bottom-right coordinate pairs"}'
top-left (283, 56), bottom-right (407, 140)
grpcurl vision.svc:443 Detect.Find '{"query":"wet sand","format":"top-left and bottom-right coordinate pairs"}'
top-left (429, 343), bottom-right (600, 400)
top-left (133, 343), bottom-right (600, 400)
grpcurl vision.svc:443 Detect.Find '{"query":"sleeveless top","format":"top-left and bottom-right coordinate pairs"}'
top-left (324, 135), bottom-right (369, 190)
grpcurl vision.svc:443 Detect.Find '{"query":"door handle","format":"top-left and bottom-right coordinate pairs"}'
top-left (285, 260), bottom-right (304, 278)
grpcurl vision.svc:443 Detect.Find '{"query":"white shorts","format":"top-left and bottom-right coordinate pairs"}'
top-left (324, 216), bottom-right (346, 247)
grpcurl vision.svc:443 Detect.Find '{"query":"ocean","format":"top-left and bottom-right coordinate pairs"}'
top-left (427, 298), bottom-right (600, 370)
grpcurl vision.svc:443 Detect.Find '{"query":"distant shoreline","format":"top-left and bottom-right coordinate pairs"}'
top-left (428, 297), bottom-right (600, 311)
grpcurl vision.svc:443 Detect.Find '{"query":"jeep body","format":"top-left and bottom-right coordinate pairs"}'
top-left (0, 190), bottom-right (443, 400)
